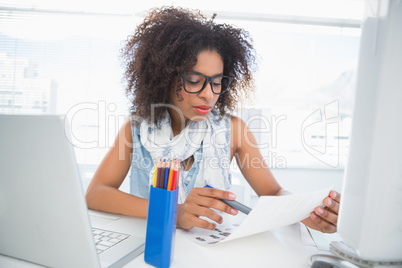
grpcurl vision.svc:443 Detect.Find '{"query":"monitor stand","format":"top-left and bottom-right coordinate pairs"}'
top-left (309, 253), bottom-right (358, 268)
top-left (329, 241), bottom-right (402, 268)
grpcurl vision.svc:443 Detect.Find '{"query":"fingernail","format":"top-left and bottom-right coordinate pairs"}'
top-left (327, 198), bottom-right (333, 206)
top-left (317, 208), bottom-right (324, 214)
top-left (231, 208), bottom-right (238, 215)
top-left (332, 191), bottom-right (337, 198)
top-left (228, 193), bottom-right (236, 200)
top-left (311, 213), bottom-right (317, 219)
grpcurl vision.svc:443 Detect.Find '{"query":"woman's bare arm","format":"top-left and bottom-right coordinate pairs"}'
top-left (85, 117), bottom-right (148, 217)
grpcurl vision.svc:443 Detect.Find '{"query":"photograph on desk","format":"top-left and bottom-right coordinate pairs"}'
top-left (184, 187), bottom-right (331, 245)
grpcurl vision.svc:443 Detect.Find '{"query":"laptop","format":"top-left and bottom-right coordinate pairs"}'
top-left (0, 114), bottom-right (145, 268)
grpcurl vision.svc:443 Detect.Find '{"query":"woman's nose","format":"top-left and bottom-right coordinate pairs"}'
top-left (198, 82), bottom-right (215, 100)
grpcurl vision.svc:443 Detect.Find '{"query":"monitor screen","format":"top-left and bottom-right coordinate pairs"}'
top-left (337, 0), bottom-right (402, 262)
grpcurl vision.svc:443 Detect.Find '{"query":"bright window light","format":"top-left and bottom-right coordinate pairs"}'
top-left (0, 1), bottom-right (364, 176)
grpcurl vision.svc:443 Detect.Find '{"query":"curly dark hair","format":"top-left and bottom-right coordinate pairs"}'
top-left (121, 6), bottom-right (257, 123)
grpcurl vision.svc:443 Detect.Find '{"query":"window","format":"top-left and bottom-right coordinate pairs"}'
top-left (0, 6), bottom-right (134, 183)
top-left (232, 20), bottom-right (360, 169)
top-left (0, 2), bottom-right (364, 186)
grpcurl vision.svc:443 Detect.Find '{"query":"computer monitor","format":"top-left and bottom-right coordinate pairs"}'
top-left (333, 0), bottom-right (402, 265)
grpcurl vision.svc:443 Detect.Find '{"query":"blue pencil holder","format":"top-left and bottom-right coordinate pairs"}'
top-left (144, 186), bottom-right (179, 268)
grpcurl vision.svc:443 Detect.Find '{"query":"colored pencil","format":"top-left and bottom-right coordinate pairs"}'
top-left (159, 160), bottom-right (166, 189)
top-left (167, 160), bottom-right (174, 190)
top-left (164, 160), bottom-right (170, 190)
top-left (152, 158), bottom-right (181, 190)
top-left (156, 158), bottom-right (162, 188)
top-left (170, 169), bottom-right (177, 190)
top-left (172, 159), bottom-right (180, 190)
top-left (152, 158), bottom-right (158, 187)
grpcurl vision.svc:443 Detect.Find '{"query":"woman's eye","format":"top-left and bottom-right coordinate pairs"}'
top-left (187, 80), bottom-right (201, 85)
top-left (186, 76), bottom-right (202, 83)
top-left (213, 79), bottom-right (222, 86)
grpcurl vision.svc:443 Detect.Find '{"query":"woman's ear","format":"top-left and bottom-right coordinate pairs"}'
top-left (172, 78), bottom-right (184, 102)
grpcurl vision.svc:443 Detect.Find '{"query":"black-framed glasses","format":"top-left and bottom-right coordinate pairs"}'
top-left (180, 73), bottom-right (233, 95)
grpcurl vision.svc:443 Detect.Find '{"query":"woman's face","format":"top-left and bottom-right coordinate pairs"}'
top-left (169, 50), bottom-right (223, 129)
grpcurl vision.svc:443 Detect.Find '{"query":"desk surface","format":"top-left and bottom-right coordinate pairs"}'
top-left (129, 223), bottom-right (325, 268)
top-left (0, 211), bottom-right (337, 268)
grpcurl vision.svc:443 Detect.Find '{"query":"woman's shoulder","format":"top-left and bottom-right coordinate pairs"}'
top-left (230, 114), bottom-right (249, 145)
top-left (129, 114), bottom-right (147, 135)
top-left (230, 114), bottom-right (246, 128)
top-left (129, 114), bottom-right (141, 126)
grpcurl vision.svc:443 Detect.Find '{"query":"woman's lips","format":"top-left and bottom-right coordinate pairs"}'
top-left (193, 105), bottom-right (211, 115)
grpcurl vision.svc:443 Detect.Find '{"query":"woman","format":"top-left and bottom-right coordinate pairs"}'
top-left (85, 6), bottom-right (340, 233)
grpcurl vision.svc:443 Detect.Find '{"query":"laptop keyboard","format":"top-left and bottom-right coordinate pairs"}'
top-left (92, 227), bottom-right (130, 254)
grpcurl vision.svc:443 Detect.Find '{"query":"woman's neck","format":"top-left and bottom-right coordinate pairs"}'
top-left (168, 108), bottom-right (189, 137)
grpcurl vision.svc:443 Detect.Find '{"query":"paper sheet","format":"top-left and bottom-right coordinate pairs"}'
top-left (183, 187), bottom-right (331, 245)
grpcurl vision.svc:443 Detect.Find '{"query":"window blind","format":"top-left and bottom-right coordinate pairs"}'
top-left (0, 7), bottom-right (135, 171)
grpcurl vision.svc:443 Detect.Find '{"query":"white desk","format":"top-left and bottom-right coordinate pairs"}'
top-left (0, 212), bottom-right (337, 268)
top-left (129, 223), bottom-right (327, 268)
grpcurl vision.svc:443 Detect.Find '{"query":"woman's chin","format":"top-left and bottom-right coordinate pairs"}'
top-left (189, 113), bottom-right (209, 122)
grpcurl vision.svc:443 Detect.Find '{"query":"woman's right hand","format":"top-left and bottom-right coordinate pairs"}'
top-left (176, 187), bottom-right (238, 230)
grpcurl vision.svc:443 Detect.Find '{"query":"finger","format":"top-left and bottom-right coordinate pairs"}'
top-left (329, 190), bottom-right (341, 203)
top-left (190, 205), bottom-right (224, 225)
top-left (179, 212), bottom-right (217, 230)
top-left (324, 196), bottom-right (340, 215)
top-left (197, 196), bottom-right (238, 216)
top-left (197, 188), bottom-right (238, 215)
top-left (314, 206), bottom-right (338, 226)
top-left (192, 216), bottom-right (216, 230)
top-left (310, 212), bottom-right (337, 233)
top-left (199, 187), bottom-right (236, 201)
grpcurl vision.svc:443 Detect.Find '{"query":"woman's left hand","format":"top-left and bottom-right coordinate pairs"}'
top-left (301, 190), bottom-right (341, 233)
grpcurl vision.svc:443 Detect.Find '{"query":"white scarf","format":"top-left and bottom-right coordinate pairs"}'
top-left (139, 109), bottom-right (231, 203)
